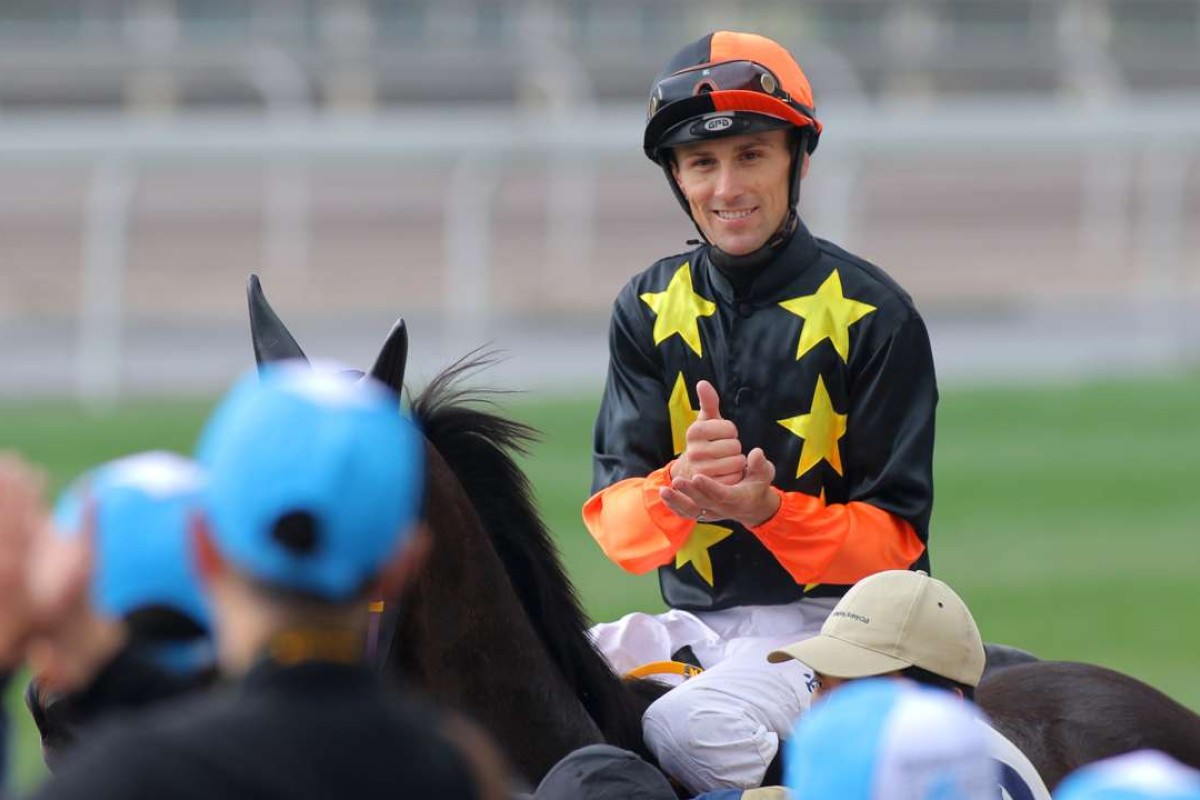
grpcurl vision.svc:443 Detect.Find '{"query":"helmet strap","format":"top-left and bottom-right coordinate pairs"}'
top-left (788, 129), bottom-right (809, 210)
top-left (709, 209), bottom-right (797, 272)
top-left (660, 160), bottom-right (709, 243)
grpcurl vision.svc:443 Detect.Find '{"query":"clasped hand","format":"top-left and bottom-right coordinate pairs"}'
top-left (662, 381), bottom-right (781, 528)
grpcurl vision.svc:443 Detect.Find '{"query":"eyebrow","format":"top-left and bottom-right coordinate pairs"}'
top-left (679, 135), bottom-right (776, 159)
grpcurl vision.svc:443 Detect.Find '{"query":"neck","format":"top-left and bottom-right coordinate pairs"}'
top-left (708, 209), bottom-right (798, 271)
top-left (212, 577), bottom-right (367, 674)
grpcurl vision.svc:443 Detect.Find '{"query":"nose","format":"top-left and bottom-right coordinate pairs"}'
top-left (711, 161), bottom-right (743, 204)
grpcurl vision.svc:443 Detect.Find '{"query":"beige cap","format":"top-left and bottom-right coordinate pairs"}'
top-left (768, 570), bottom-right (986, 687)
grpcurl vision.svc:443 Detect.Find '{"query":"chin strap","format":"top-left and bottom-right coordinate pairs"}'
top-left (708, 209), bottom-right (799, 272)
top-left (788, 130), bottom-right (810, 210)
top-left (660, 160), bottom-right (704, 241)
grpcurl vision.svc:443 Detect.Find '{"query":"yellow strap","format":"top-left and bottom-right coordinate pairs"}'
top-left (268, 629), bottom-right (362, 666)
top-left (624, 660), bottom-right (704, 680)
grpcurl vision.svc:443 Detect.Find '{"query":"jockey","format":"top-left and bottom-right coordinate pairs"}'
top-left (38, 364), bottom-right (509, 800)
top-left (26, 451), bottom-right (216, 767)
top-left (584, 30), bottom-right (938, 792)
top-left (769, 570), bottom-right (1050, 800)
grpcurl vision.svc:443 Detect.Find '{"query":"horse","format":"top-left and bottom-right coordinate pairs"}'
top-left (978, 661), bottom-right (1200, 791)
top-left (245, 275), bottom-right (1200, 790)
top-left (247, 276), bottom-right (654, 786)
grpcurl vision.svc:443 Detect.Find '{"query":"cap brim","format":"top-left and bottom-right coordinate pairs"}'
top-left (656, 110), bottom-right (793, 150)
top-left (767, 634), bottom-right (913, 679)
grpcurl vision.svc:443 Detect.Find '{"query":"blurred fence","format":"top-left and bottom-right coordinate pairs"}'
top-left (2, 98), bottom-right (1199, 402)
top-left (2, 1), bottom-right (1200, 402)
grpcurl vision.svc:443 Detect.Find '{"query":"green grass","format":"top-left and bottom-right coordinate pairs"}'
top-left (4, 374), bottom-right (1200, 789)
top-left (505, 375), bottom-right (1200, 716)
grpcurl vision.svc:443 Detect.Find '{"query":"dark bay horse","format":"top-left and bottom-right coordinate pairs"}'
top-left (978, 661), bottom-right (1200, 790)
top-left (247, 276), bottom-right (652, 785)
top-left (245, 275), bottom-right (1200, 789)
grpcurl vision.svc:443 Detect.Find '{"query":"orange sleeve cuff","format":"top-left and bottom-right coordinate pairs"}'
top-left (748, 488), bottom-right (926, 585)
top-left (582, 462), bottom-right (696, 575)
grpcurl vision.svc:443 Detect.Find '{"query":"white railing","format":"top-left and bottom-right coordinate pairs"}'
top-left (2, 97), bottom-right (1199, 403)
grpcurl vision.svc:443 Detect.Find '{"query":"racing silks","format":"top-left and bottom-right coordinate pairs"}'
top-left (584, 222), bottom-right (936, 611)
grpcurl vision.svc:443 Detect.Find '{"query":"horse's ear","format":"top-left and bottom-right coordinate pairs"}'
top-left (247, 274), bottom-right (308, 368)
top-left (368, 319), bottom-right (407, 394)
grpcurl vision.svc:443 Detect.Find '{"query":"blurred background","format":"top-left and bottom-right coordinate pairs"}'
top-left (2, 0), bottom-right (1199, 788)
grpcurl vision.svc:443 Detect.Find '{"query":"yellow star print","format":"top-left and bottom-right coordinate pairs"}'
top-left (779, 270), bottom-right (876, 362)
top-left (667, 373), bottom-right (698, 456)
top-left (777, 376), bottom-right (847, 478)
top-left (640, 263), bottom-right (717, 357)
top-left (675, 523), bottom-right (734, 587)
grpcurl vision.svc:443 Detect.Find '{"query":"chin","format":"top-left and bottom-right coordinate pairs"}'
top-left (713, 236), bottom-right (769, 257)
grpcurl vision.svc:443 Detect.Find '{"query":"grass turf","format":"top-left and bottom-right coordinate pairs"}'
top-left (4, 373), bottom-right (1200, 788)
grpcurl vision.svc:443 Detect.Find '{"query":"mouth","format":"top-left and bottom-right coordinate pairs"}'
top-left (713, 207), bottom-right (758, 222)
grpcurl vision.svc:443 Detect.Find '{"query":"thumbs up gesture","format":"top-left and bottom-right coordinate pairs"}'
top-left (671, 381), bottom-right (746, 486)
top-left (662, 381), bottom-right (782, 528)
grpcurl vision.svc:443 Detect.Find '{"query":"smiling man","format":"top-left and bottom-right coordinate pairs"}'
top-left (583, 31), bottom-right (939, 793)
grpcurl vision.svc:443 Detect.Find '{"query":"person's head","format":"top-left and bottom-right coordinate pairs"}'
top-left (532, 744), bottom-right (677, 800)
top-left (786, 678), bottom-right (997, 800)
top-left (643, 31), bottom-right (823, 256)
top-left (52, 451), bottom-right (213, 677)
top-left (769, 570), bottom-right (985, 700)
top-left (1055, 750), bottom-right (1200, 800)
top-left (193, 362), bottom-right (426, 668)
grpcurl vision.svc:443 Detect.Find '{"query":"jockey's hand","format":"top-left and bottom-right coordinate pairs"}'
top-left (662, 447), bottom-right (781, 528)
top-left (671, 381), bottom-right (746, 486)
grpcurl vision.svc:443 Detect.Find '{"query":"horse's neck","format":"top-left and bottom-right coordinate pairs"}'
top-left (390, 446), bottom-right (604, 783)
top-left (411, 395), bottom-right (648, 756)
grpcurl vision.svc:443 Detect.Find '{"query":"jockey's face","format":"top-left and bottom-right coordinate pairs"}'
top-left (812, 671), bottom-right (967, 703)
top-left (811, 672), bottom-right (850, 701)
top-left (812, 671), bottom-right (904, 702)
top-left (670, 129), bottom-right (803, 257)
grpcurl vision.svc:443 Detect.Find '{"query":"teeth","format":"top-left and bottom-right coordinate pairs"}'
top-left (715, 209), bottom-right (754, 220)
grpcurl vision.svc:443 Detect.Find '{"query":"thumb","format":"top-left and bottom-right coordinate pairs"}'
top-left (746, 448), bottom-right (776, 483)
top-left (695, 380), bottom-right (723, 422)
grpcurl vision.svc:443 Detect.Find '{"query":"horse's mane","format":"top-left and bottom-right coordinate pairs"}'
top-left (410, 353), bottom-right (646, 752)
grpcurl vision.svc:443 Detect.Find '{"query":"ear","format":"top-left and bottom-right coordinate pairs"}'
top-left (367, 319), bottom-right (408, 395)
top-left (190, 513), bottom-right (227, 587)
top-left (374, 524), bottom-right (432, 601)
top-left (247, 274), bottom-right (308, 367)
top-left (800, 152), bottom-right (810, 179)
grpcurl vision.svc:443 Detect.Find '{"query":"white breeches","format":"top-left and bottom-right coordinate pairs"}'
top-left (589, 598), bottom-right (837, 794)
